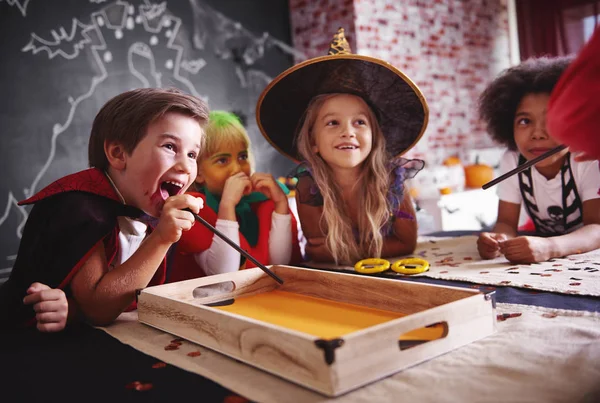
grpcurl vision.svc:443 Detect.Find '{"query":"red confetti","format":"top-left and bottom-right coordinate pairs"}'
top-left (463, 257), bottom-right (473, 260)
top-left (135, 383), bottom-right (153, 391)
top-left (171, 338), bottom-right (185, 343)
top-left (126, 381), bottom-right (153, 391)
top-left (499, 280), bottom-right (511, 285)
top-left (187, 351), bottom-right (202, 357)
top-left (497, 312), bottom-right (522, 321)
top-left (569, 282), bottom-right (581, 286)
top-left (439, 270), bottom-right (449, 274)
top-left (523, 284), bottom-right (534, 288)
top-left (152, 362), bottom-right (167, 369)
top-left (540, 273), bottom-right (552, 277)
top-left (223, 394), bottom-right (251, 403)
top-left (552, 264), bottom-right (562, 267)
top-left (164, 344), bottom-right (180, 351)
top-left (126, 381), bottom-right (140, 389)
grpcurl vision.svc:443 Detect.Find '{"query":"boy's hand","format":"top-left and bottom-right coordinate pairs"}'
top-left (251, 173), bottom-right (289, 214)
top-left (23, 282), bottom-right (68, 332)
top-left (155, 194), bottom-right (203, 244)
top-left (499, 236), bottom-right (553, 263)
top-left (477, 232), bottom-right (508, 259)
top-left (220, 172), bottom-right (252, 209)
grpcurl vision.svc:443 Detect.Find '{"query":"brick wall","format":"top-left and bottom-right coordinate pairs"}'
top-left (289, 0), bottom-right (357, 60)
top-left (289, 0), bottom-right (512, 163)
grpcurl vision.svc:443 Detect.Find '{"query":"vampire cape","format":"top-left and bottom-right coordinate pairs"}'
top-left (0, 168), bottom-right (167, 328)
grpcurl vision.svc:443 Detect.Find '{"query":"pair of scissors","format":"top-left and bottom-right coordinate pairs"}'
top-left (354, 257), bottom-right (430, 275)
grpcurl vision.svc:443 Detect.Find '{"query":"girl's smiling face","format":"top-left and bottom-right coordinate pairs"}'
top-left (514, 93), bottom-right (568, 170)
top-left (196, 140), bottom-right (251, 195)
top-left (310, 94), bottom-right (373, 175)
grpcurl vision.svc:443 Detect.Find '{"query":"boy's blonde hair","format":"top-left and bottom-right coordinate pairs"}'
top-left (296, 94), bottom-right (392, 264)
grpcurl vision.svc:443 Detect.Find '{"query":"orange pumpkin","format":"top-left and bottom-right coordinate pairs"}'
top-left (443, 155), bottom-right (462, 166)
top-left (464, 157), bottom-right (494, 188)
top-left (408, 187), bottom-right (419, 199)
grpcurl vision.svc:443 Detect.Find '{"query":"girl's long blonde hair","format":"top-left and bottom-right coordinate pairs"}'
top-left (296, 94), bottom-right (392, 264)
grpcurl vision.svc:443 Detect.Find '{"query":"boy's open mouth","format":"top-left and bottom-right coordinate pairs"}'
top-left (160, 180), bottom-right (184, 199)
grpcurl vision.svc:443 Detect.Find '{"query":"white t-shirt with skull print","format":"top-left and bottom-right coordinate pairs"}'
top-left (497, 150), bottom-right (600, 233)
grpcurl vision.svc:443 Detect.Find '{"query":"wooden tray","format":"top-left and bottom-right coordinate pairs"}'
top-left (137, 265), bottom-right (496, 396)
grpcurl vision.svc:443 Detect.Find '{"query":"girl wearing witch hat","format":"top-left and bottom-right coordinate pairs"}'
top-left (257, 28), bottom-right (427, 265)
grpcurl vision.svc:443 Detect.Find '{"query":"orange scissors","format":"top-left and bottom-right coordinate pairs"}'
top-left (354, 257), bottom-right (430, 275)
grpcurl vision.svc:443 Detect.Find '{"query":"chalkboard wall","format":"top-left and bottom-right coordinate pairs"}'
top-left (0, 0), bottom-right (299, 279)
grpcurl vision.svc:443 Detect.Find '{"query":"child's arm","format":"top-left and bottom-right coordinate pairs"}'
top-left (295, 192), bottom-right (334, 262)
top-left (477, 200), bottom-right (520, 259)
top-left (193, 173), bottom-right (250, 275)
top-left (69, 194), bottom-right (201, 326)
top-left (500, 199), bottom-right (600, 263)
top-left (194, 220), bottom-right (241, 275)
top-left (194, 212), bottom-right (294, 275)
top-left (268, 212), bottom-right (293, 264)
top-left (381, 192), bottom-right (418, 257)
top-left (250, 172), bottom-right (293, 264)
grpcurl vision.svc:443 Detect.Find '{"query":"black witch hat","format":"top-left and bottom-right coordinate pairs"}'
top-left (256, 27), bottom-right (429, 161)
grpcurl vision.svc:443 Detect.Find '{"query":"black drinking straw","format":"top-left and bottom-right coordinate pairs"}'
top-left (482, 145), bottom-right (567, 190)
top-left (184, 208), bottom-right (284, 284)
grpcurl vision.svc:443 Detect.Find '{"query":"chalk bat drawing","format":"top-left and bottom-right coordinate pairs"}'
top-left (1, 0), bottom-right (31, 17)
top-left (22, 18), bottom-right (93, 60)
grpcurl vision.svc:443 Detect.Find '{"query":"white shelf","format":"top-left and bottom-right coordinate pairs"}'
top-left (416, 188), bottom-right (499, 234)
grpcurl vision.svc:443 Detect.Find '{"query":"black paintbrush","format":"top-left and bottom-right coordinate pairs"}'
top-left (184, 208), bottom-right (284, 284)
top-left (482, 144), bottom-right (567, 190)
